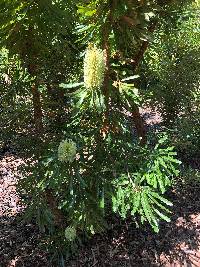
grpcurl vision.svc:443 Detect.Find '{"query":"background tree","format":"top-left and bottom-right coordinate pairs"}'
top-left (0, 0), bottom-right (77, 135)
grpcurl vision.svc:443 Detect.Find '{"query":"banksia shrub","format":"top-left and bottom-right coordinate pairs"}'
top-left (58, 139), bottom-right (76, 163)
top-left (84, 44), bottom-right (105, 89)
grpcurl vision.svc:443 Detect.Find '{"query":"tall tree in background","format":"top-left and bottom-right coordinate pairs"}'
top-left (0, 0), bottom-right (76, 134)
top-left (0, 0), bottom-right (78, 226)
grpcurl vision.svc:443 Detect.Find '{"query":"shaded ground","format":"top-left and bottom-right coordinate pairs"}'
top-left (0, 112), bottom-right (200, 267)
top-left (0, 155), bottom-right (49, 267)
top-left (67, 184), bottom-right (200, 267)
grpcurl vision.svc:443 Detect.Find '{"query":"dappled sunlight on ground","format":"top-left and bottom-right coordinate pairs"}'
top-left (0, 155), bottom-right (48, 267)
top-left (0, 155), bottom-right (24, 217)
top-left (0, 153), bottom-right (200, 266)
top-left (67, 182), bottom-right (200, 266)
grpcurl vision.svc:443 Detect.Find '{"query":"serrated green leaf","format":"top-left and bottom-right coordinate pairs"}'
top-left (151, 192), bottom-right (173, 206)
top-left (158, 158), bottom-right (168, 169)
top-left (121, 75), bottom-right (140, 82)
top-left (153, 208), bottom-right (171, 222)
top-left (112, 195), bottom-right (118, 212)
top-left (59, 82), bottom-right (84, 89)
top-left (77, 90), bottom-right (88, 107)
top-left (131, 191), bottom-right (141, 215)
top-left (164, 156), bottom-right (181, 164)
top-left (141, 190), bottom-right (158, 231)
top-left (157, 174), bottom-right (166, 194)
top-left (148, 193), bottom-right (171, 213)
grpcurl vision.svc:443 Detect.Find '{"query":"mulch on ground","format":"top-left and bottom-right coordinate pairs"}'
top-left (0, 153), bottom-right (199, 267)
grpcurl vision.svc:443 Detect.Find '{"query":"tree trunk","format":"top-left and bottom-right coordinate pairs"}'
top-left (132, 104), bottom-right (147, 146)
top-left (27, 61), bottom-right (44, 134)
top-left (100, 0), bottom-right (117, 137)
top-left (130, 20), bottom-right (157, 145)
top-left (101, 24), bottom-right (110, 137)
top-left (132, 20), bottom-right (157, 72)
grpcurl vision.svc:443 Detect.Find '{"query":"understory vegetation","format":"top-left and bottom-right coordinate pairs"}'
top-left (0, 0), bottom-right (199, 265)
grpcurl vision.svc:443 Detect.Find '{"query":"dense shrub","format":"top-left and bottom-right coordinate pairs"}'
top-left (0, 0), bottom-right (198, 264)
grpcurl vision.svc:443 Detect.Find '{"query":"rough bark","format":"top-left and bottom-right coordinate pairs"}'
top-left (26, 48), bottom-right (44, 135)
top-left (101, 0), bottom-right (117, 137)
top-left (132, 104), bottom-right (147, 146)
top-left (132, 20), bottom-right (157, 72)
top-left (101, 24), bottom-right (110, 137)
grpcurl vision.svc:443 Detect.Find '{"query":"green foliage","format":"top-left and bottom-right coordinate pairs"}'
top-left (0, 0), bottom-right (80, 151)
top-left (19, 130), bottom-right (180, 239)
top-left (112, 141), bottom-right (180, 232)
top-left (143, 1), bottom-right (200, 125)
top-left (0, 49), bottom-right (33, 142)
top-left (170, 108), bottom-right (200, 158)
top-left (0, 0), bottom-right (75, 54)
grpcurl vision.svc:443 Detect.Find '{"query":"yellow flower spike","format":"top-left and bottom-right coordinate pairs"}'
top-left (84, 44), bottom-right (106, 90)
